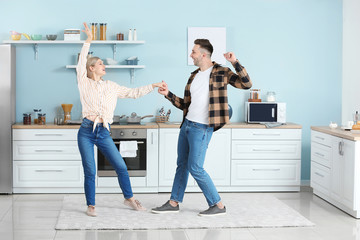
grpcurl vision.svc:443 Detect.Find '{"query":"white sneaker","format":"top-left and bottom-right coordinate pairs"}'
top-left (124, 199), bottom-right (147, 211)
top-left (86, 205), bottom-right (97, 217)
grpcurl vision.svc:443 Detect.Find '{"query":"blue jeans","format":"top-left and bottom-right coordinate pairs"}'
top-left (170, 118), bottom-right (221, 207)
top-left (77, 118), bottom-right (133, 206)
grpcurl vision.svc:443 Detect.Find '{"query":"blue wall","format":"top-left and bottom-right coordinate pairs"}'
top-left (1, 0), bottom-right (343, 181)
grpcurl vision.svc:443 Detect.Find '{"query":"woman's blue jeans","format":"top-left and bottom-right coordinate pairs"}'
top-left (170, 118), bottom-right (221, 207)
top-left (77, 118), bottom-right (133, 206)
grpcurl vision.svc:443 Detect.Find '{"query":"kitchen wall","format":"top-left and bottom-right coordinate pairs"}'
top-left (342, 0), bottom-right (360, 125)
top-left (0, 0), bottom-right (342, 182)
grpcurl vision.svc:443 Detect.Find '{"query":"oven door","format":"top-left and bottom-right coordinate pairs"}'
top-left (97, 139), bottom-right (146, 177)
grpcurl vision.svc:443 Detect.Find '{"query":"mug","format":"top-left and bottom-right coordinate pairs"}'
top-left (348, 120), bottom-right (354, 128)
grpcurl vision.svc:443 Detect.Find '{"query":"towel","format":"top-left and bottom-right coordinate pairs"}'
top-left (119, 141), bottom-right (138, 158)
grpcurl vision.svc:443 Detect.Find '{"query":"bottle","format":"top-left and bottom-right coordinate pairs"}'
top-left (128, 29), bottom-right (133, 41)
top-left (133, 29), bottom-right (137, 41)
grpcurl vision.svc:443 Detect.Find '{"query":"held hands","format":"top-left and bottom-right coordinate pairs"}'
top-left (155, 80), bottom-right (169, 96)
top-left (82, 22), bottom-right (92, 43)
top-left (223, 52), bottom-right (237, 64)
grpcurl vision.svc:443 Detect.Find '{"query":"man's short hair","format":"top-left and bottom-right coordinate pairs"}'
top-left (194, 39), bottom-right (213, 56)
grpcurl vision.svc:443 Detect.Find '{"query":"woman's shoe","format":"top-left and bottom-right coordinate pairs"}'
top-left (124, 199), bottom-right (146, 211)
top-left (86, 205), bottom-right (97, 217)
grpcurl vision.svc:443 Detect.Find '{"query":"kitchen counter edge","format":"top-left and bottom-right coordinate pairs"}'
top-left (311, 126), bottom-right (360, 141)
top-left (12, 122), bottom-right (302, 130)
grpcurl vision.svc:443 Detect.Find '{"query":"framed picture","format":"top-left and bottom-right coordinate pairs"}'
top-left (187, 27), bottom-right (226, 65)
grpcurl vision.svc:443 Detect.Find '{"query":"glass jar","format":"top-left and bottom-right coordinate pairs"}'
top-left (100, 23), bottom-right (107, 40)
top-left (33, 109), bottom-right (41, 124)
top-left (249, 89), bottom-right (261, 102)
top-left (90, 23), bottom-right (98, 40)
top-left (23, 113), bottom-right (31, 125)
top-left (266, 91), bottom-right (276, 102)
top-left (38, 113), bottom-right (46, 125)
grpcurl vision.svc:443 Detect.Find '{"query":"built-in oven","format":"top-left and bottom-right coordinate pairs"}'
top-left (97, 128), bottom-right (147, 177)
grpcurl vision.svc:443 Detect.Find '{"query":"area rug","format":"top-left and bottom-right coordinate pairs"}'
top-left (55, 193), bottom-right (314, 230)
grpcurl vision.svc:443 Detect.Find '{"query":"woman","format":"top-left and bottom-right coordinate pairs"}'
top-left (77, 22), bottom-right (164, 217)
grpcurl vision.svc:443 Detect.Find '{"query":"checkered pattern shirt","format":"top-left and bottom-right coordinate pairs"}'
top-left (165, 60), bottom-right (252, 131)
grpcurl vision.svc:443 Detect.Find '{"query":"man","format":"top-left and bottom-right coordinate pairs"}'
top-left (153, 39), bottom-right (252, 216)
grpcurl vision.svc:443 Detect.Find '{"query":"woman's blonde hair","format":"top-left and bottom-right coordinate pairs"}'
top-left (86, 57), bottom-right (101, 78)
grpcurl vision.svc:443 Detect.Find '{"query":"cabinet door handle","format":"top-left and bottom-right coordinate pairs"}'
top-left (151, 132), bottom-right (154, 145)
top-left (252, 168), bottom-right (280, 171)
top-left (315, 136), bottom-right (325, 140)
top-left (35, 150), bottom-right (63, 152)
top-left (315, 172), bottom-right (324, 178)
top-left (314, 152), bottom-right (325, 157)
top-left (35, 134), bottom-right (63, 136)
top-left (35, 170), bottom-right (63, 172)
top-left (253, 149), bottom-right (281, 152)
top-left (338, 141), bottom-right (344, 156)
top-left (253, 133), bottom-right (281, 136)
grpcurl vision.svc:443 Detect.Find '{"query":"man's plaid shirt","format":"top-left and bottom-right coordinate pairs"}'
top-left (165, 60), bottom-right (252, 131)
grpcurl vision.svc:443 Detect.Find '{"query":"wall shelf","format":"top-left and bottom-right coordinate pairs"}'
top-left (2, 40), bottom-right (145, 60)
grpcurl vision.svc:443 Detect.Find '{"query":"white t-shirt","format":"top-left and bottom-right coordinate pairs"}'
top-left (186, 66), bottom-right (213, 124)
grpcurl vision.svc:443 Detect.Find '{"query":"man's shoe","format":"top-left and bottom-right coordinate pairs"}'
top-left (86, 205), bottom-right (97, 217)
top-left (198, 205), bottom-right (226, 216)
top-left (151, 200), bottom-right (180, 214)
top-left (124, 199), bottom-right (147, 211)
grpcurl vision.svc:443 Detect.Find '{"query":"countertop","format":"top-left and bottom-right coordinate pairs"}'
top-left (311, 126), bottom-right (360, 141)
top-left (13, 122), bottom-right (302, 129)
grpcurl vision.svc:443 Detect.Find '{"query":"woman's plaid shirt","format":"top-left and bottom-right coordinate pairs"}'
top-left (165, 60), bottom-right (252, 131)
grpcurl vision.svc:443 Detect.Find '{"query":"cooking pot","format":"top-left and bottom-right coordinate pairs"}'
top-left (120, 112), bottom-right (153, 123)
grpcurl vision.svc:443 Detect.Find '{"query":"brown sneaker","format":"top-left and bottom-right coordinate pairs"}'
top-left (124, 199), bottom-right (146, 211)
top-left (86, 205), bottom-right (97, 217)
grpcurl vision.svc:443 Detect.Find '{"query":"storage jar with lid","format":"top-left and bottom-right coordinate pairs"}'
top-left (100, 23), bottom-right (107, 40)
top-left (33, 109), bottom-right (41, 124)
top-left (23, 113), bottom-right (31, 125)
top-left (90, 23), bottom-right (98, 40)
top-left (38, 113), bottom-right (46, 125)
top-left (266, 91), bottom-right (276, 102)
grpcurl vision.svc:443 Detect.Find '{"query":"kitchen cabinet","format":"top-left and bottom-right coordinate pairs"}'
top-left (12, 129), bottom-right (84, 193)
top-left (231, 128), bottom-right (302, 191)
top-left (311, 127), bottom-right (360, 218)
top-left (158, 128), bottom-right (231, 192)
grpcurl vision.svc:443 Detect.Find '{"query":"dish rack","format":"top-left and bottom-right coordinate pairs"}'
top-left (155, 115), bottom-right (169, 123)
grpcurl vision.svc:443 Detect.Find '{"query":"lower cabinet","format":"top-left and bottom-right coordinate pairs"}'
top-left (158, 127), bottom-right (301, 192)
top-left (12, 129), bottom-right (84, 193)
top-left (311, 129), bottom-right (360, 218)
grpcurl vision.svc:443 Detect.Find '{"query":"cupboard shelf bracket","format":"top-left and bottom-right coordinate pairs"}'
top-left (130, 68), bottom-right (135, 84)
top-left (34, 44), bottom-right (38, 60)
top-left (113, 44), bottom-right (117, 59)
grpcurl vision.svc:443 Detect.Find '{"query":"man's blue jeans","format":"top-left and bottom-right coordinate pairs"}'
top-left (170, 118), bottom-right (221, 207)
top-left (77, 118), bottom-right (133, 206)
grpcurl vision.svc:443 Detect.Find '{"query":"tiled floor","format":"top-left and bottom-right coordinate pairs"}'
top-left (0, 190), bottom-right (359, 240)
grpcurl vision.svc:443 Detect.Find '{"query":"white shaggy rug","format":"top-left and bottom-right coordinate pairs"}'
top-left (55, 193), bottom-right (314, 230)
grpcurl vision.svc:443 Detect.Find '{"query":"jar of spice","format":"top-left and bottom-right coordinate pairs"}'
top-left (23, 113), bottom-right (31, 125)
top-left (90, 23), bottom-right (98, 40)
top-left (249, 89), bottom-right (261, 102)
top-left (38, 113), bottom-right (46, 125)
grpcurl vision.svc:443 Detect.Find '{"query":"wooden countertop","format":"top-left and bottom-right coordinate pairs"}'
top-left (13, 122), bottom-right (302, 130)
top-left (311, 126), bottom-right (360, 141)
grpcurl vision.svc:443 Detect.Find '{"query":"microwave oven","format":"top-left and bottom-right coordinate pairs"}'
top-left (245, 102), bottom-right (286, 123)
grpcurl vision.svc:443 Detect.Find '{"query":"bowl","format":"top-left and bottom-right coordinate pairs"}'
top-left (31, 34), bottom-right (42, 40)
top-left (126, 59), bottom-right (139, 65)
top-left (105, 58), bottom-right (119, 65)
top-left (11, 34), bottom-right (21, 40)
top-left (46, 34), bottom-right (57, 41)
